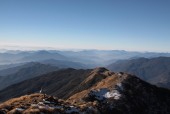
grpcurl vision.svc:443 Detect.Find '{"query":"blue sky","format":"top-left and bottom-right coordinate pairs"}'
top-left (0, 0), bottom-right (170, 52)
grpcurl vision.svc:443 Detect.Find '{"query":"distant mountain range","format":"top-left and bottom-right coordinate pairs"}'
top-left (1, 50), bottom-right (170, 67)
top-left (107, 57), bottom-right (170, 89)
top-left (0, 68), bottom-right (170, 114)
top-left (0, 59), bottom-right (86, 77)
top-left (0, 50), bottom-right (170, 113)
top-left (40, 59), bottom-right (87, 69)
top-left (0, 59), bottom-right (87, 90)
top-left (0, 63), bottom-right (24, 71)
top-left (0, 62), bottom-right (58, 90)
top-left (20, 50), bottom-right (68, 62)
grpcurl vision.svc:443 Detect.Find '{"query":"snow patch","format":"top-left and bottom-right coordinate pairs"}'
top-left (89, 88), bottom-right (122, 101)
top-left (104, 90), bottom-right (121, 99)
top-left (15, 108), bottom-right (24, 111)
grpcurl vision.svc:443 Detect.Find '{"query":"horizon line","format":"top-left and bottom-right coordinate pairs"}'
top-left (0, 45), bottom-right (170, 53)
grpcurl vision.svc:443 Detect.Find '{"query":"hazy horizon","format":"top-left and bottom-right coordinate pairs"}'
top-left (0, 45), bottom-right (170, 53)
top-left (0, 0), bottom-right (170, 52)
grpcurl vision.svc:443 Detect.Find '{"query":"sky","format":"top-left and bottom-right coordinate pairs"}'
top-left (0, 0), bottom-right (170, 52)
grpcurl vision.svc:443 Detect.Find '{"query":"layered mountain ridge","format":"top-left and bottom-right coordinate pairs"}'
top-left (0, 62), bottom-right (59, 90)
top-left (0, 68), bottom-right (170, 114)
top-left (107, 57), bottom-right (170, 88)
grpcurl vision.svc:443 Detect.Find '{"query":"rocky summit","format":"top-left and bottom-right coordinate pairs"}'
top-left (0, 68), bottom-right (170, 114)
top-left (0, 93), bottom-right (99, 114)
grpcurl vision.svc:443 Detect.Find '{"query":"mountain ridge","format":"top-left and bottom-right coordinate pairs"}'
top-left (0, 68), bottom-right (170, 114)
top-left (0, 63), bottom-right (59, 90)
top-left (107, 57), bottom-right (170, 89)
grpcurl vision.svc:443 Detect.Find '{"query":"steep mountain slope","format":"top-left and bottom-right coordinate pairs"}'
top-left (67, 69), bottom-right (170, 114)
top-left (0, 62), bottom-right (58, 90)
top-left (0, 68), bottom-right (92, 102)
top-left (107, 57), bottom-right (170, 88)
top-left (0, 68), bottom-right (170, 114)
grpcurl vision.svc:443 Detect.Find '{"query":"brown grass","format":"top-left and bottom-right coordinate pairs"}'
top-left (0, 93), bottom-right (44, 113)
top-left (67, 73), bottom-right (125, 104)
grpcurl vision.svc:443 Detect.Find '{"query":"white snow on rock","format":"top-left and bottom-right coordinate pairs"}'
top-left (15, 108), bottom-right (24, 111)
top-left (104, 90), bottom-right (121, 99)
top-left (90, 87), bottom-right (122, 100)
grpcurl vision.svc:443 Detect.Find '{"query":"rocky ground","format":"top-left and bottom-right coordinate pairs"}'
top-left (0, 68), bottom-right (170, 114)
top-left (0, 93), bottom-right (99, 114)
